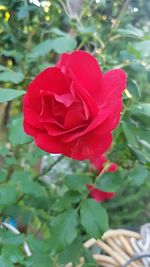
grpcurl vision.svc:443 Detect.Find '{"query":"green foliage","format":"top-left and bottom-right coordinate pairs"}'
top-left (96, 171), bottom-right (124, 192)
top-left (49, 209), bottom-right (78, 251)
top-left (52, 36), bottom-right (77, 53)
top-left (80, 199), bottom-right (109, 238)
top-left (0, 256), bottom-right (13, 267)
top-left (29, 36), bottom-right (77, 58)
top-left (65, 174), bottom-right (92, 192)
top-left (0, 70), bottom-right (24, 83)
top-left (8, 116), bottom-right (32, 145)
top-left (59, 238), bottom-right (82, 265)
top-left (0, 229), bottom-right (24, 245)
top-left (2, 245), bottom-right (24, 265)
top-left (128, 165), bottom-right (149, 186)
top-left (0, 0), bottom-right (150, 266)
top-left (25, 254), bottom-right (52, 267)
top-left (0, 89), bottom-right (25, 103)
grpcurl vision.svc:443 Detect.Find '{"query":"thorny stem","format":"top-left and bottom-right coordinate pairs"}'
top-left (76, 162), bottom-right (111, 211)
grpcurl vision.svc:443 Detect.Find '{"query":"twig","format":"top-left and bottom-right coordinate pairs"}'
top-left (76, 162), bottom-right (111, 211)
top-left (17, 155), bottom-right (64, 202)
top-left (3, 102), bottom-right (11, 128)
top-left (33, 155), bottom-right (64, 180)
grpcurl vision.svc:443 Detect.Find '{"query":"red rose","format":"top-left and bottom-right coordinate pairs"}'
top-left (23, 50), bottom-right (126, 160)
top-left (87, 155), bottom-right (118, 202)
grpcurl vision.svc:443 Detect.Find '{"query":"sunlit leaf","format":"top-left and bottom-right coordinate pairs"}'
top-left (0, 88), bottom-right (25, 103)
top-left (0, 71), bottom-right (24, 83)
top-left (53, 36), bottom-right (77, 53)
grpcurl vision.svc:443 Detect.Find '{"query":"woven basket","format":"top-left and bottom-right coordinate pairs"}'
top-left (66, 224), bottom-right (150, 267)
top-left (2, 222), bottom-right (150, 266)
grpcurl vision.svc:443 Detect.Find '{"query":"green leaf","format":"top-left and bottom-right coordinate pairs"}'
top-left (26, 254), bottom-right (51, 267)
top-left (9, 116), bottom-right (32, 145)
top-left (27, 235), bottom-right (50, 254)
top-left (0, 146), bottom-right (9, 156)
top-left (130, 146), bottom-right (150, 163)
top-left (78, 25), bottom-right (96, 34)
top-left (17, 5), bottom-right (29, 20)
top-left (29, 36), bottom-right (77, 58)
top-left (59, 238), bottom-right (82, 264)
top-left (127, 80), bottom-right (141, 98)
top-left (50, 27), bottom-right (68, 36)
top-left (0, 229), bottom-right (24, 245)
top-left (65, 174), bottom-right (92, 192)
top-left (82, 248), bottom-right (97, 265)
top-left (118, 24), bottom-right (144, 38)
top-left (2, 245), bottom-right (24, 264)
top-left (0, 169), bottom-right (7, 182)
top-left (0, 65), bottom-right (8, 71)
top-left (11, 171), bottom-right (47, 198)
top-left (96, 171), bottom-right (123, 192)
top-left (80, 199), bottom-right (109, 238)
top-left (122, 120), bottom-right (150, 162)
top-left (134, 40), bottom-right (150, 58)
top-left (0, 89), bottom-right (25, 103)
top-left (0, 256), bottom-right (13, 267)
top-left (53, 36), bottom-right (77, 53)
top-left (0, 183), bottom-right (18, 207)
top-left (0, 70), bottom-right (24, 83)
top-left (29, 39), bottom-right (53, 58)
top-left (129, 165), bottom-right (149, 186)
top-left (127, 44), bottom-right (141, 59)
top-left (52, 191), bottom-right (81, 212)
top-left (50, 209), bottom-right (78, 251)
top-left (122, 121), bottom-right (139, 149)
top-left (131, 103), bottom-right (150, 117)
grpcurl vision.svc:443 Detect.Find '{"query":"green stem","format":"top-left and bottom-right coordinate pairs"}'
top-left (77, 162), bottom-right (111, 211)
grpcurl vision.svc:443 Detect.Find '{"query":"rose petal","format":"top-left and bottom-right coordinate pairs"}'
top-left (69, 131), bottom-right (112, 160)
top-left (64, 102), bottom-right (88, 129)
top-left (23, 121), bottom-right (44, 137)
top-left (23, 94), bottom-right (43, 130)
top-left (61, 108), bottom-right (111, 143)
top-left (54, 92), bottom-right (75, 107)
top-left (95, 100), bottom-right (123, 133)
top-left (27, 67), bottom-right (70, 111)
top-left (56, 52), bottom-right (70, 72)
top-left (34, 131), bottom-right (112, 161)
top-left (99, 69), bottom-right (127, 107)
top-left (35, 133), bottom-right (71, 155)
top-left (40, 91), bottom-right (67, 126)
top-left (57, 50), bottom-right (102, 102)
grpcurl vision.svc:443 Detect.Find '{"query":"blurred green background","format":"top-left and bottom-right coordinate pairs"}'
top-left (0, 0), bottom-right (150, 266)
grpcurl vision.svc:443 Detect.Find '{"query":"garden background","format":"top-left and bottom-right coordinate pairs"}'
top-left (0, 0), bottom-right (150, 266)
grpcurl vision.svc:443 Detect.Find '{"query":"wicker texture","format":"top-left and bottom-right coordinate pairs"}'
top-left (1, 222), bottom-right (150, 266)
top-left (66, 224), bottom-right (150, 267)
